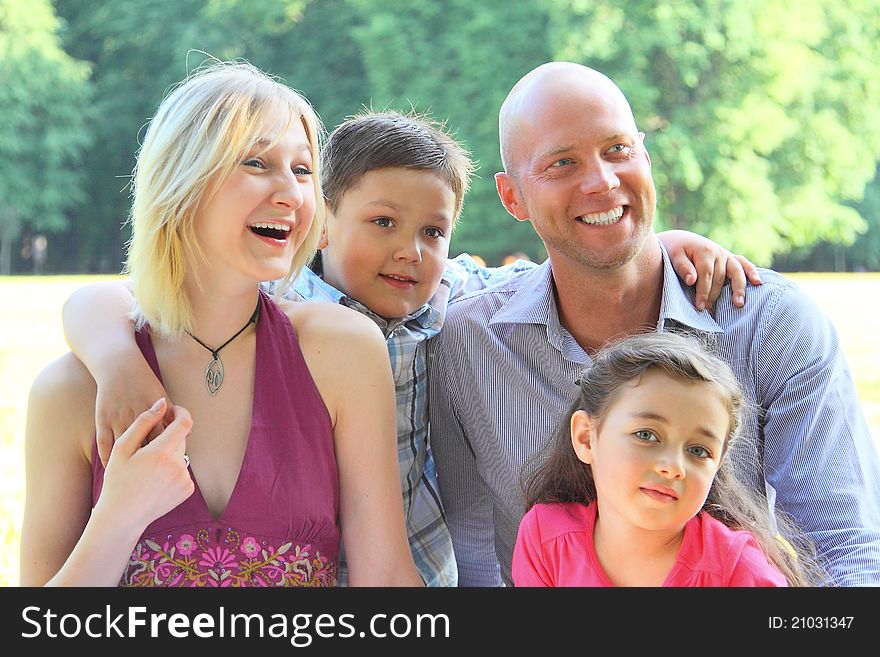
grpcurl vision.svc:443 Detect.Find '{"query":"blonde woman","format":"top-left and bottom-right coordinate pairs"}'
top-left (20, 61), bottom-right (421, 587)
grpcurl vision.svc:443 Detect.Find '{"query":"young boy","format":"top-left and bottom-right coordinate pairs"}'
top-left (61, 110), bottom-right (759, 586)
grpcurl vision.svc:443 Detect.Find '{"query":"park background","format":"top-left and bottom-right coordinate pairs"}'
top-left (0, 0), bottom-right (878, 586)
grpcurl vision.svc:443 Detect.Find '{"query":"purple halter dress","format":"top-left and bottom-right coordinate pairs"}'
top-left (91, 291), bottom-right (340, 586)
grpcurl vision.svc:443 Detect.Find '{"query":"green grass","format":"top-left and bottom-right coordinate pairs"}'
top-left (1, 273), bottom-right (878, 587)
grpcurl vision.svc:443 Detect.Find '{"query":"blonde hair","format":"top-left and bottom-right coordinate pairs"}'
top-left (522, 331), bottom-right (828, 586)
top-left (124, 60), bottom-right (325, 337)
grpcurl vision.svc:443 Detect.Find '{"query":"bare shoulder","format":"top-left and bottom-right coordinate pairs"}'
top-left (279, 301), bottom-right (391, 422)
top-left (281, 300), bottom-right (386, 354)
top-left (27, 352), bottom-right (97, 459)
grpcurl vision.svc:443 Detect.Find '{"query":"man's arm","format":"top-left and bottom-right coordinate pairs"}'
top-left (755, 282), bottom-right (880, 586)
top-left (428, 336), bottom-right (503, 586)
top-left (62, 281), bottom-right (170, 465)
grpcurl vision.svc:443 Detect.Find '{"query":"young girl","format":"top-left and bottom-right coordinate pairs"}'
top-left (19, 61), bottom-right (421, 587)
top-left (513, 332), bottom-right (825, 587)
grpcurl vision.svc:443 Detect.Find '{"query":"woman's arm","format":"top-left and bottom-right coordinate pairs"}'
top-left (62, 281), bottom-right (171, 465)
top-left (20, 355), bottom-right (193, 586)
top-left (292, 302), bottom-right (423, 586)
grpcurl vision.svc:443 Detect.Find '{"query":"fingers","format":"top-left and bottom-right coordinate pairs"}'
top-left (142, 405), bottom-right (193, 459)
top-left (725, 255), bottom-right (749, 308)
top-left (111, 398), bottom-right (167, 460)
top-left (706, 255), bottom-right (727, 308)
top-left (735, 254), bottom-right (763, 286)
top-left (668, 247), bottom-right (698, 291)
top-left (691, 251), bottom-right (716, 312)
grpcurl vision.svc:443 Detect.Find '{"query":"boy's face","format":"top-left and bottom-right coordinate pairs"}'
top-left (320, 167), bottom-right (456, 319)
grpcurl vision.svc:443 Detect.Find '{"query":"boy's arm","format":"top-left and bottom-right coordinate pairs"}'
top-left (449, 231), bottom-right (762, 309)
top-left (657, 230), bottom-right (762, 311)
top-left (62, 281), bottom-right (170, 466)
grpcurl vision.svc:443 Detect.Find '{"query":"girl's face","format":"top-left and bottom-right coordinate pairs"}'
top-left (193, 118), bottom-right (316, 287)
top-left (572, 369), bottom-right (730, 535)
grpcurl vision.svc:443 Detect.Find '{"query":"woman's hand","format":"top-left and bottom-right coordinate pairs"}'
top-left (96, 398), bottom-right (194, 532)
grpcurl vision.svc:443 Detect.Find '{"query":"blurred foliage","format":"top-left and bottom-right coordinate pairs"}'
top-left (2, 0), bottom-right (878, 271)
top-left (0, 0), bottom-right (92, 273)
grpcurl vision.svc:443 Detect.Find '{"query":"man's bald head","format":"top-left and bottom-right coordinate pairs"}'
top-left (499, 62), bottom-right (637, 177)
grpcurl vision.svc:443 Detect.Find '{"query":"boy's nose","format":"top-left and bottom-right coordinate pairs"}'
top-left (394, 237), bottom-right (422, 263)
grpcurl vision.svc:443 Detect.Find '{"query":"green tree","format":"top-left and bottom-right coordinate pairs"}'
top-left (548, 0), bottom-right (880, 263)
top-left (55, 0), bottom-right (310, 272)
top-left (0, 0), bottom-right (92, 274)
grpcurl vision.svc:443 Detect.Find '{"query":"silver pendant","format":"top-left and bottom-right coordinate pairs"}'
top-left (205, 356), bottom-right (224, 396)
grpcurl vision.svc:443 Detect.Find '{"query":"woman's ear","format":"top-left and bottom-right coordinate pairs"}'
top-left (571, 410), bottom-right (595, 464)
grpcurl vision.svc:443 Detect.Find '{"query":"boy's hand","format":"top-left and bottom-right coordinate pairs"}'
top-left (95, 358), bottom-right (172, 468)
top-left (98, 398), bottom-right (194, 529)
top-left (659, 230), bottom-right (762, 311)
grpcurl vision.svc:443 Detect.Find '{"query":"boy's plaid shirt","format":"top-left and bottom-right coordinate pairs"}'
top-left (285, 254), bottom-right (535, 586)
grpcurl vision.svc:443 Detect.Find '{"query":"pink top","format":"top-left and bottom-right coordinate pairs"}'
top-left (91, 291), bottom-right (340, 587)
top-left (512, 501), bottom-right (788, 587)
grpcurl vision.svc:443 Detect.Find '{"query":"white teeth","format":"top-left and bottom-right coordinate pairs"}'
top-left (577, 206), bottom-right (624, 225)
top-left (385, 274), bottom-right (414, 282)
top-left (250, 222), bottom-right (290, 231)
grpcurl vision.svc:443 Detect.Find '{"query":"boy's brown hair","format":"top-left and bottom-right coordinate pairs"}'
top-left (322, 110), bottom-right (474, 223)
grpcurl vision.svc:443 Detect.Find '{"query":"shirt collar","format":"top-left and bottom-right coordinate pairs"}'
top-left (656, 241), bottom-right (723, 335)
top-left (488, 239), bottom-right (722, 337)
top-left (294, 252), bottom-right (437, 333)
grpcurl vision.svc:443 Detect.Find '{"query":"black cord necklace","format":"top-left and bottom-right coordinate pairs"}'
top-left (186, 295), bottom-right (262, 396)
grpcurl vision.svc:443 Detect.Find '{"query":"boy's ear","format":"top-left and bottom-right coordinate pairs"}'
top-left (317, 218), bottom-right (330, 250)
top-left (571, 410), bottom-right (595, 465)
top-left (495, 172), bottom-right (529, 222)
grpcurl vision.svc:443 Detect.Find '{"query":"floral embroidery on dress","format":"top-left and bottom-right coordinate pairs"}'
top-left (123, 527), bottom-right (337, 587)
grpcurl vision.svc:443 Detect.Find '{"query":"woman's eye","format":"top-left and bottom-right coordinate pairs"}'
top-left (425, 227), bottom-right (444, 238)
top-left (634, 429), bottom-right (657, 442)
top-left (243, 158), bottom-right (267, 169)
top-left (293, 165), bottom-right (313, 176)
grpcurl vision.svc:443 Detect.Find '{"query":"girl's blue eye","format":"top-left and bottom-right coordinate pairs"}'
top-left (634, 429), bottom-right (657, 442)
top-left (688, 445), bottom-right (711, 459)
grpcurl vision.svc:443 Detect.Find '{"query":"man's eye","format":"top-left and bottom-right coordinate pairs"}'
top-left (425, 227), bottom-right (444, 238)
top-left (607, 143), bottom-right (635, 157)
top-left (551, 158), bottom-right (574, 168)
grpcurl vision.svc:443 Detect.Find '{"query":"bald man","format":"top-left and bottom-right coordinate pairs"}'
top-left (428, 62), bottom-right (880, 586)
